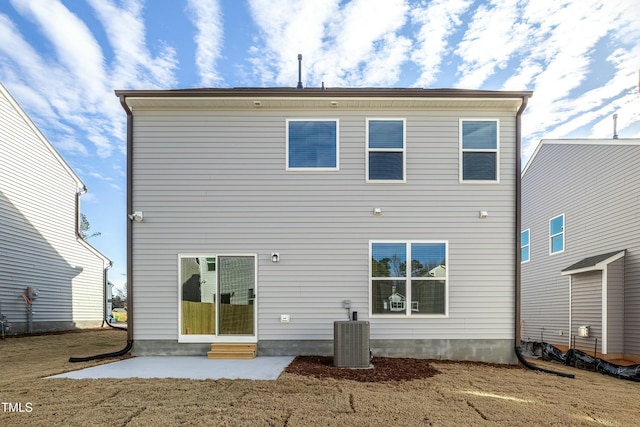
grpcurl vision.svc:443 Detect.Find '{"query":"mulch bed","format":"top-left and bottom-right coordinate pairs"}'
top-left (285, 356), bottom-right (440, 382)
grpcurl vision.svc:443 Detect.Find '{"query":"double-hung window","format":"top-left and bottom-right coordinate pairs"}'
top-left (521, 229), bottom-right (530, 263)
top-left (549, 214), bottom-right (565, 254)
top-left (286, 119), bottom-right (338, 170)
top-left (370, 241), bottom-right (447, 316)
top-left (460, 119), bottom-right (499, 182)
top-left (366, 119), bottom-right (405, 182)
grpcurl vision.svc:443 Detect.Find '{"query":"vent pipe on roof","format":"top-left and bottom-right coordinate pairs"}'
top-left (296, 54), bottom-right (303, 89)
top-left (613, 114), bottom-right (619, 139)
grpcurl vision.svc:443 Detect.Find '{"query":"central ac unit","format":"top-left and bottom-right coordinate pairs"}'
top-left (333, 321), bottom-right (370, 368)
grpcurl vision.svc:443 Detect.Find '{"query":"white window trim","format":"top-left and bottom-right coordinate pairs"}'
top-left (177, 253), bottom-right (258, 344)
top-left (521, 229), bottom-right (530, 263)
top-left (365, 118), bottom-right (407, 183)
top-left (368, 240), bottom-right (449, 318)
top-left (285, 118), bottom-right (340, 171)
top-left (459, 118), bottom-right (500, 183)
top-left (549, 214), bottom-right (565, 255)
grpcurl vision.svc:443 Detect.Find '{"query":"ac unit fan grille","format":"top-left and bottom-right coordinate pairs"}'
top-left (334, 321), bottom-right (370, 368)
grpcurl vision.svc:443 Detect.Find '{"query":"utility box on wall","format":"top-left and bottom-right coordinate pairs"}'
top-left (333, 321), bottom-right (370, 368)
top-left (578, 325), bottom-right (590, 338)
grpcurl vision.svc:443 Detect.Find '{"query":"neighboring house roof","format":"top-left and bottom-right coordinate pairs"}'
top-left (561, 250), bottom-right (626, 275)
top-left (428, 265), bottom-right (446, 277)
top-left (523, 138), bottom-right (640, 177)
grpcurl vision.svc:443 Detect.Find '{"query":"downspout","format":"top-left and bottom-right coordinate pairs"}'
top-left (69, 95), bottom-right (134, 362)
top-left (514, 96), bottom-right (527, 356)
top-left (513, 95), bottom-right (574, 378)
top-left (122, 93), bottom-right (134, 347)
top-left (101, 260), bottom-right (113, 326)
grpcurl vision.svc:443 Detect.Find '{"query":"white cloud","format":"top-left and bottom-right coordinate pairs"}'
top-left (3, 0), bottom-right (181, 159)
top-left (186, 0), bottom-right (224, 87)
top-left (85, 0), bottom-right (181, 156)
top-left (519, 0), bottom-right (640, 159)
top-left (111, 163), bottom-right (126, 178)
top-left (361, 33), bottom-right (412, 86)
top-left (410, 0), bottom-right (472, 87)
top-left (1, 2), bottom-right (120, 157)
top-left (9, 0), bottom-right (108, 106)
top-left (247, 0), bottom-right (411, 87)
top-left (324, 0), bottom-right (411, 86)
top-left (88, 171), bottom-right (113, 181)
top-left (80, 192), bottom-right (96, 203)
top-left (247, 0), bottom-right (340, 86)
top-left (586, 46), bottom-right (640, 139)
top-left (87, 0), bottom-right (178, 89)
top-left (0, 14), bottom-right (67, 119)
top-left (454, 0), bottom-right (528, 89)
top-left (49, 136), bottom-right (89, 157)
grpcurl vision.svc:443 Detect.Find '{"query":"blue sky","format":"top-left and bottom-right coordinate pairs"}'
top-left (1, 0), bottom-right (638, 290)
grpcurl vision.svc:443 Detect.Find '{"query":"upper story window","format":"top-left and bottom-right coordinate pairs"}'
top-left (549, 214), bottom-right (565, 254)
top-left (366, 119), bottom-right (406, 182)
top-left (370, 241), bottom-right (447, 317)
top-left (521, 229), bottom-right (530, 263)
top-left (286, 119), bottom-right (339, 170)
top-left (460, 119), bottom-right (499, 182)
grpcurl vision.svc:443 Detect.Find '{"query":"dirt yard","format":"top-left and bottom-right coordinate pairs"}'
top-left (1, 329), bottom-right (638, 426)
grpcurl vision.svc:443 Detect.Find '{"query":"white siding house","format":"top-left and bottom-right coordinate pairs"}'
top-left (0, 83), bottom-right (111, 334)
top-left (117, 87), bottom-right (532, 363)
top-left (521, 139), bottom-right (640, 362)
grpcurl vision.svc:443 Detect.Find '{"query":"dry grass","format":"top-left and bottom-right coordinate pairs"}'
top-left (1, 329), bottom-right (638, 426)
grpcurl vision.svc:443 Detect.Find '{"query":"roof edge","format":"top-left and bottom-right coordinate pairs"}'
top-left (560, 250), bottom-right (626, 276)
top-left (114, 87), bottom-right (533, 99)
top-left (523, 138), bottom-right (640, 177)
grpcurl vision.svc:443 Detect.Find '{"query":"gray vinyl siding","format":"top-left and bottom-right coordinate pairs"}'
top-left (607, 258), bottom-right (624, 354)
top-left (0, 87), bottom-right (107, 332)
top-left (522, 142), bottom-right (640, 356)
top-left (570, 271), bottom-right (602, 353)
top-left (131, 108), bottom-right (518, 342)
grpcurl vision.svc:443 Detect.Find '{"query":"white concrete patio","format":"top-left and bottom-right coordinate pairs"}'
top-left (49, 356), bottom-right (295, 380)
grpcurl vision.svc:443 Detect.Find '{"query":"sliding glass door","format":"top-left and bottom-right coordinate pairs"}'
top-left (179, 254), bottom-right (256, 342)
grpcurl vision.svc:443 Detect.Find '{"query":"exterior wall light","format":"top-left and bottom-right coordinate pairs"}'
top-left (373, 208), bottom-right (382, 216)
top-left (129, 211), bottom-right (144, 222)
top-left (271, 253), bottom-right (280, 263)
top-left (479, 211), bottom-right (489, 219)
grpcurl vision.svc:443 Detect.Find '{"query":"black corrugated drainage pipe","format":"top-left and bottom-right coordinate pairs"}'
top-left (105, 318), bottom-right (127, 332)
top-left (514, 346), bottom-right (574, 378)
top-left (69, 340), bottom-right (133, 363)
top-left (69, 94), bottom-right (135, 363)
top-left (513, 94), bottom-right (574, 379)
